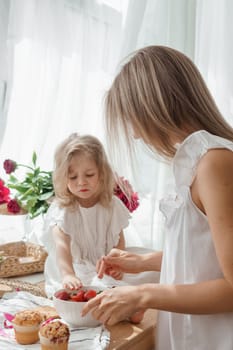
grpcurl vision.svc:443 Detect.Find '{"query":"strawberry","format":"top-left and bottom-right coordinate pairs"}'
top-left (70, 290), bottom-right (86, 302)
top-left (55, 290), bottom-right (70, 300)
top-left (84, 289), bottom-right (97, 301)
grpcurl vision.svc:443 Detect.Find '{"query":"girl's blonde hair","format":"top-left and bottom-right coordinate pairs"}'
top-left (53, 133), bottom-right (114, 207)
top-left (105, 45), bottom-right (233, 158)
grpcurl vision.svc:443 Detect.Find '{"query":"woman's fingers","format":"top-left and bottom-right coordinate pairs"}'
top-left (82, 293), bottom-right (102, 316)
top-left (82, 293), bottom-right (123, 325)
top-left (96, 249), bottom-right (142, 279)
top-left (91, 305), bottom-right (112, 324)
top-left (109, 270), bottom-right (123, 280)
top-left (82, 290), bottom-right (114, 319)
top-left (97, 255), bottom-right (122, 278)
top-left (104, 256), bottom-right (125, 273)
top-left (130, 310), bottom-right (145, 324)
top-left (97, 257), bottom-right (106, 278)
top-left (96, 257), bottom-right (103, 275)
top-left (82, 286), bottom-right (141, 326)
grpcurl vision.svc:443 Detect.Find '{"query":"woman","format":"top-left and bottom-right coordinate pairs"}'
top-left (82, 46), bottom-right (233, 350)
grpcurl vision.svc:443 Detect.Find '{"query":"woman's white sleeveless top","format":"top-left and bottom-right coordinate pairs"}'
top-left (157, 130), bottom-right (233, 350)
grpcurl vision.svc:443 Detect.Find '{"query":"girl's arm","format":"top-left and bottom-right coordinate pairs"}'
top-left (53, 225), bottom-right (82, 289)
top-left (115, 230), bottom-right (125, 250)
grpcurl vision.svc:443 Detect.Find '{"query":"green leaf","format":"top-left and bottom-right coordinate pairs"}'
top-left (8, 183), bottom-right (32, 193)
top-left (32, 152), bottom-right (37, 167)
top-left (29, 202), bottom-right (48, 219)
top-left (8, 174), bottom-right (18, 183)
top-left (38, 191), bottom-right (54, 200)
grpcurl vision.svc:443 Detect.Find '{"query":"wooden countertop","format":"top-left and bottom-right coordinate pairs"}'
top-left (107, 309), bottom-right (157, 350)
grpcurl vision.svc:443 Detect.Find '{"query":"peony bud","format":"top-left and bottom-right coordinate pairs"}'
top-left (3, 159), bottom-right (17, 174)
top-left (7, 199), bottom-right (21, 214)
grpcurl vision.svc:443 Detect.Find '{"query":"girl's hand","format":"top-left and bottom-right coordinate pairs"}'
top-left (62, 275), bottom-right (83, 290)
top-left (81, 285), bottom-right (145, 326)
top-left (97, 248), bottom-right (143, 279)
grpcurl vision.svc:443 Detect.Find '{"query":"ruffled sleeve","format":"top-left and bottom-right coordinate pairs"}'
top-left (173, 130), bottom-right (233, 189)
top-left (160, 131), bottom-right (233, 221)
top-left (45, 200), bottom-right (67, 228)
top-left (106, 196), bottom-right (131, 252)
top-left (41, 200), bottom-right (69, 249)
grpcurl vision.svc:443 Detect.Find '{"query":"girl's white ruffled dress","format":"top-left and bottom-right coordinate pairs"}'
top-left (42, 195), bottom-right (159, 297)
top-left (42, 196), bottom-right (131, 296)
top-left (157, 130), bottom-right (233, 350)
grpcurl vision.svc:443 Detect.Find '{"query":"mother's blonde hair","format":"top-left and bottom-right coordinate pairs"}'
top-left (105, 45), bottom-right (233, 158)
top-left (53, 133), bottom-right (114, 207)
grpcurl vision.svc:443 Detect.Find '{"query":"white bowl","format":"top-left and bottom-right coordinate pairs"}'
top-left (53, 287), bottom-right (101, 327)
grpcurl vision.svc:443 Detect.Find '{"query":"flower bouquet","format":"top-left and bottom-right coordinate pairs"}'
top-left (1, 152), bottom-right (54, 219)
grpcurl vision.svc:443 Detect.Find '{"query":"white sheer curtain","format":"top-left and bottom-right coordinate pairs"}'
top-left (117, 0), bottom-right (197, 248)
top-left (0, 0), bottom-right (232, 249)
top-left (0, 0), bottom-right (10, 148)
top-left (0, 0), bottom-right (125, 170)
top-left (195, 0), bottom-right (233, 126)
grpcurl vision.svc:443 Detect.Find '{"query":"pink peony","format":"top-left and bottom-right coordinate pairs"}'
top-left (3, 159), bottom-right (17, 174)
top-left (0, 183), bottom-right (10, 204)
top-left (114, 183), bottom-right (139, 213)
top-left (7, 199), bottom-right (21, 214)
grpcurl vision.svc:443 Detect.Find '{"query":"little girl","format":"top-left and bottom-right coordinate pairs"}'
top-left (42, 133), bottom-right (131, 297)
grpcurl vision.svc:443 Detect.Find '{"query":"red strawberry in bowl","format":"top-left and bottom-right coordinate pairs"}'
top-left (54, 290), bottom-right (70, 301)
top-left (84, 289), bottom-right (97, 301)
top-left (70, 290), bottom-right (86, 302)
top-left (53, 286), bottom-right (102, 327)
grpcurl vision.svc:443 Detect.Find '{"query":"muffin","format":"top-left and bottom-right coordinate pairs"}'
top-left (12, 309), bottom-right (42, 345)
top-left (39, 319), bottom-right (70, 350)
top-left (34, 306), bottom-right (60, 322)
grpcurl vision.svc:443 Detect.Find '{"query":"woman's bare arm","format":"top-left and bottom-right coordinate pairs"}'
top-left (194, 149), bottom-right (233, 289)
top-left (83, 149), bottom-right (233, 325)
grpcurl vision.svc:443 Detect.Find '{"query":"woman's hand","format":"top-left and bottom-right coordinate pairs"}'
top-left (97, 248), bottom-right (162, 280)
top-left (97, 248), bottom-right (144, 279)
top-left (96, 255), bottom-right (123, 279)
top-left (96, 254), bottom-right (124, 280)
top-left (108, 270), bottom-right (124, 280)
top-left (62, 274), bottom-right (83, 290)
top-left (81, 285), bottom-right (145, 325)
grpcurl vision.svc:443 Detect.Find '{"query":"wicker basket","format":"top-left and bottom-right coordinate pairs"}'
top-left (0, 283), bottom-right (13, 298)
top-left (0, 241), bottom-right (48, 278)
top-left (0, 278), bottom-right (46, 297)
